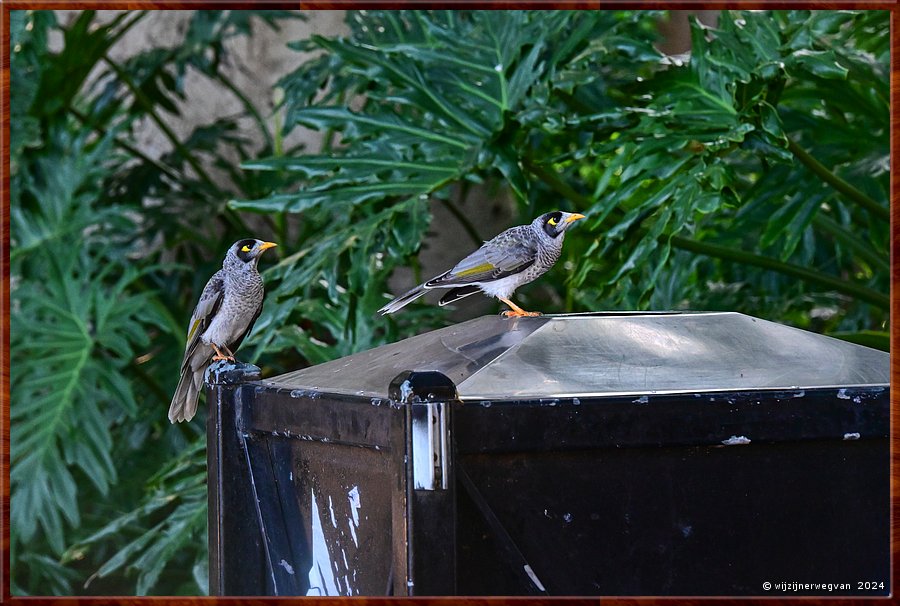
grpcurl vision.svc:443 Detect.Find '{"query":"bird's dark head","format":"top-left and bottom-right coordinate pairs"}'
top-left (539, 211), bottom-right (586, 238)
top-left (231, 238), bottom-right (278, 265)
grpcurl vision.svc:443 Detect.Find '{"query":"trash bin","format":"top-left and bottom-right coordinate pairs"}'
top-left (206, 312), bottom-right (889, 596)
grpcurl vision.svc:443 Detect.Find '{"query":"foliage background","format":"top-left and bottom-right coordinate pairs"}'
top-left (9, 9), bottom-right (889, 595)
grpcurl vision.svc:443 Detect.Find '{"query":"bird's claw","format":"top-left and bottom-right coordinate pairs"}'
top-left (211, 355), bottom-right (236, 362)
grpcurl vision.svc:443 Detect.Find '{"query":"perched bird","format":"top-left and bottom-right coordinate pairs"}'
top-left (168, 238), bottom-right (277, 423)
top-left (379, 211), bottom-right (585, 317)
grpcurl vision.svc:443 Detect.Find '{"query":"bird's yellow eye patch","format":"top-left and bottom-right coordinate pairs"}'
top-left (548, 217), bottom-right (558, 226)
top-left (241, 244), bottom-right (252, 252)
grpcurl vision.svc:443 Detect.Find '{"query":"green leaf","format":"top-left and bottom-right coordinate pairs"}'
top-left (742, 131), bottom-right (793, 163)
top-left (314, 37), bottom-right (493, 138)
top-left (243, 154), bottom-right (459, 175)
top-left (790, 49), bottom-right (849, 80)
top-left (230, 181), bottom-right (441, 214)
top-left (759, 101), bottom-right (786, 142)
top-left (489, 146), bottom-right (529, 201)
top-left (290, 107), bottom-right (472, 150)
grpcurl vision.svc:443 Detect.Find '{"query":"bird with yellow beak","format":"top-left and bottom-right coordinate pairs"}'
top-left (168, 238), bottom-right (277, 422)
top-left (379, 211), bottom-right (585, 317)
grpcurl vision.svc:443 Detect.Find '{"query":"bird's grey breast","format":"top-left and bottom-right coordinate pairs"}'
top-left (534, 225), bottom-right (564, 271)
top-left (202, 269), bottom-right (264, 346)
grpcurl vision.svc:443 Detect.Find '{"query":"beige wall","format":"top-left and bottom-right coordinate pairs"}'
top-left (54, 10), bottom-right (348, 160)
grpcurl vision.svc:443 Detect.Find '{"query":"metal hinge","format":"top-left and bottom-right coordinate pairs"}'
top-left (411, 401), bottom-right (449, 490)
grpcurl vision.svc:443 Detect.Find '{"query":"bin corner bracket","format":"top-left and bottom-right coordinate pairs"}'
top-left (206, 360), bottom-right (262, 386)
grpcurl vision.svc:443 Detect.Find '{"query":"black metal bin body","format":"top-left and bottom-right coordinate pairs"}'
top-left (207, 312), bottom-right (890, 597)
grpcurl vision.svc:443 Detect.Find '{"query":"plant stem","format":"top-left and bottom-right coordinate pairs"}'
top-left (786, 137), bottom-right (889, 222)
top-left (665, 233), bottom-right (888, 309)
top-left (102, 54), bottom-right (221, 194)
top-left (525, 159), bottom-right (587, 210)
top-left (411, 255), bottom-right (422, 286)
top-left (102, 56), bottom-right (262, 237)
top-left (107, 10), bottom-right (149, 48)
top-left (222, 207), bottom-right (258, 237)
top-left (812, 214), bottom-right (889, 275)
top-left (320, 89), bottom-right (347, 153)
top-left (439, 197), bottom-right (482, 247)
top-left (525, 158), bottom-right (889, 310)
top-left (214, 73), bottom-right (274, 150)
top-left (69, 109), bottom-right (193, 193)
top-left (274, 103), bottom-right (284, 157)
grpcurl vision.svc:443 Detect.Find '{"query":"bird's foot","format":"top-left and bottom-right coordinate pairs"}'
top-left (499, 297), bottom-right (541, 318)
top-left (501, 309), bottom-right (542, 318)
top-left (211, 344), bottom-right (236, 363)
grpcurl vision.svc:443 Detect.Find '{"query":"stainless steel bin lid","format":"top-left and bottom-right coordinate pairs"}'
top-left (262, 312), bottom-right (889, 400)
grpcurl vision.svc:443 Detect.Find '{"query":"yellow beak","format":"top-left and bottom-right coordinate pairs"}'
top-left (258, 241), bottom-right (278, 252)
top-left (564, 213), bottom-right (586, 224)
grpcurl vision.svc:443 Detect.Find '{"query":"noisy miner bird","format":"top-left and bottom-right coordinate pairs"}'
top-left (168, 238), bottom-right (277, 423)
top-left (378, 211), bottom-right (585, 317)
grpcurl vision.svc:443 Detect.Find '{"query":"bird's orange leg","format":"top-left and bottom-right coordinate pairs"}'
top-left (211, 344), bottom-right (236, 362)
top-left (499, 297), bottom-right (542, 318)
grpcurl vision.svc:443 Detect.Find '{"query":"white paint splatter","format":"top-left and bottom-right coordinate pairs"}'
top-left (837, 389), bottom-right (851, 400)
top-left (279, 559), bottom-right (294, 575)
top-left (328, 496), bottom-right (337, 528)
top-left (399, 380), bottom-right (414, 402)
top-left (633, 395), bottom-right (649, 405)
top-left (306, 490), bottom-right (338, 596)
top-left (524, 564), bottom-right (546, 592)
top-left (348, 519), bottom-right (358, 547)
top-left (722, 435), bottom-right (751, 446)
top-left (843, 432), bottom-right (861, 441)
top-left (348, 486), bottom-right (361, 527)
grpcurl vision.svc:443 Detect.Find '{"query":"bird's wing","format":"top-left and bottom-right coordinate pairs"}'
top-left (427, 226), bottom-right (537, 287)
top-left (228, 300), bottom-right (263, 354)
top-left (181, 271), bottom-right (225, 371)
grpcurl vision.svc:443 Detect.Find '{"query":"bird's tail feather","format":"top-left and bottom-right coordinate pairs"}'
top-left (439, 285), bottom-right (481, 306)
top-left (168, 358), bottom-right (206, 423)
top-left (378, 284), bottom-right (427, 315)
